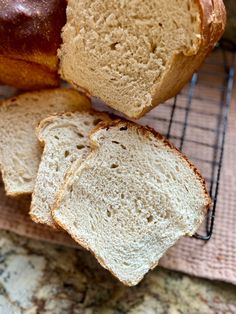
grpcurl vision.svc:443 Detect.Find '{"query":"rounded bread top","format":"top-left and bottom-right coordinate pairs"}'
top-left (0, 0), bottom-right (67, 56)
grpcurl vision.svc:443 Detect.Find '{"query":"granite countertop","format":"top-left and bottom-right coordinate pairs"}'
top-left (0, 231), bottom-right (235, 313)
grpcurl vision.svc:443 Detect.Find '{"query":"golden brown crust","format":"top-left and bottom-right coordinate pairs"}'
top-left (199, 0), bottom-right (226, 46)
top-left (148, 0), bottom-right (226, 119)
top-left (0, 56), bottom-right (59, 90)
top-left (0, 0), bottom-right (67, 89)
top-left (91, 119), bottom-right (212, 212)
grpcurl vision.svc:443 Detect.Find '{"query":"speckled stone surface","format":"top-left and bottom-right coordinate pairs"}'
top-left (0, 230), bottom-right (235, 313)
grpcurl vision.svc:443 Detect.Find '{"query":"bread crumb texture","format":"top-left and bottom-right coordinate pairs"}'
top-left (30, 110), bottom-right (111, 227)
top-left (53, 121), bottom-right (210, 286)
top-left (59, 0), bottom-right (203, 117)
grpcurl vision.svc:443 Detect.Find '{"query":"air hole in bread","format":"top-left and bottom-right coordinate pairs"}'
top-left (76, 144), bottom-right (85, 150)
top-left (110, 42), bottom-right (119, 50)
top-left (106, 209), bottom-right (111, 217)
top-left (151, 43), bottom-right (157, 53)
top-left (111, 164), bottom-right (119, 169)
top-left (121, 193), bottom-right (125, 199)
top-left (64, 150), bottom-right (70, 157)
top-left (159, 23), bottom-right (163, 27)
top-left (54, 135), bottom-right (59, 140)
top-left (147, 215), bottom-right (154, 223)
top-left (119, 126), bottom-right (127, 131)
top-left (77, 132), bottom-right (84, 138)
top-left (191, 15), bottom-right (196, 23)
top-left (112, 141), bottom-right (120, 144)
top-left (121, 144), bottom-right (127, 150)
top-left (185, 185), bottom-right (189, 192)
top-left (22, 177), bottom-right (32, 182)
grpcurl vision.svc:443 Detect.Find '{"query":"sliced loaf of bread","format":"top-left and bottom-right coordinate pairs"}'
top-left (0, 89), bottom-right (90, 196)
top-left (59, 0), bottom-right (225, 118)
top-left (30, 110), bottom-right (112, 227)
top-left (52, 120), bottom-right (211, 286)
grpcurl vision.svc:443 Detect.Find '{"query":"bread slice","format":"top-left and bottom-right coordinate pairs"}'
top-left (59, 0), bottom-right (225, 118)
top-left (30, 110), bottom-right (112, 228)
top-left (0, 89), bottom-right (91, 196)
top-left (52, 120), bottom-right (211, 286)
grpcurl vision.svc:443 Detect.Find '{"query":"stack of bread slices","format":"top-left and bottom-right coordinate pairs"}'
top-left (0, 0), bottom-right (226, 285)
top-left (0, 88), bottom-right (211, 286)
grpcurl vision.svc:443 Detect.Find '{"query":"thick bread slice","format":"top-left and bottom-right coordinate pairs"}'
top-left (59, 0), bottom-right (226, 118)
top-left (0, 89), bottom-right (90, 196)
top-left (30, 110), bottom-right (112, 228)
top-left (52, 120), bottom-right (211, 286)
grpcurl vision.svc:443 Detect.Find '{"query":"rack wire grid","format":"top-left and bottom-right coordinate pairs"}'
top-left (140, 46), bottom-right (236, 241)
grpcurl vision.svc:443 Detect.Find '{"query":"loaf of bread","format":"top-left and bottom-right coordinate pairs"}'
top-left (53, 120), bottom-right (211, 286)
top-left (59, 0), bottom-right (226, 118)
top-left (30, 110), bottom-right (112, 228)
top-left (0, 89), bottom-right (91, 196)
top-left (0, 0), bottom-right (67, 89)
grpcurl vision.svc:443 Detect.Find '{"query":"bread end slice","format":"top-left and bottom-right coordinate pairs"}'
top-left (0, 88), bottom-right (91, 196)
top-left (52, 120), bottom-right (211, 286)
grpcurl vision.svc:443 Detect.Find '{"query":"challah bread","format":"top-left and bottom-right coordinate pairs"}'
top-left (0, 89), bottom-right (91, 196)
top-left (59, 0), bottom-right (226, 118)
top-left (52, 120), bottom-right (211, 286)
top-left (0, 0), bottom-right (67, 89)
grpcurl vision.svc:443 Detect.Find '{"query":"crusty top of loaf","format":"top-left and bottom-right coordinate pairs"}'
top-left (0, 0), bottom-right (67, 59)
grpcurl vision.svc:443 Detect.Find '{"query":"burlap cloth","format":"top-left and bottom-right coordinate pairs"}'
top-left (0, 49), bottom-right (235, 284)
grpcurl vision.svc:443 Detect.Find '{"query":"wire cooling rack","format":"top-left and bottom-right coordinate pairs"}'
top-left (141, 46), bottom-right (236, 241)
top-left (1, 46), bottom-right (234, 242)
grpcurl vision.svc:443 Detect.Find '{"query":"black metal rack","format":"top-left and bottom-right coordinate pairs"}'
top-left (1, 45), bottom-right (234, 242)
top-left (141, 46), bottom-right (236, 241)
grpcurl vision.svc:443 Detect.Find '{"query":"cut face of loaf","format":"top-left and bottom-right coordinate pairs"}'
top-left (30, 110), bottom-right (112, 228)
top-left (53, 120), bottom-right (211, 286)
top-left (59, 0), bottom-right (225, 118)
top-left (0, 89), bottom-right (91, 196)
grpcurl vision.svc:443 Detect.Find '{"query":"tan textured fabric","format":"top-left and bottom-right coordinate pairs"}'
top-left (0, 49), bottom-right (235, 284)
